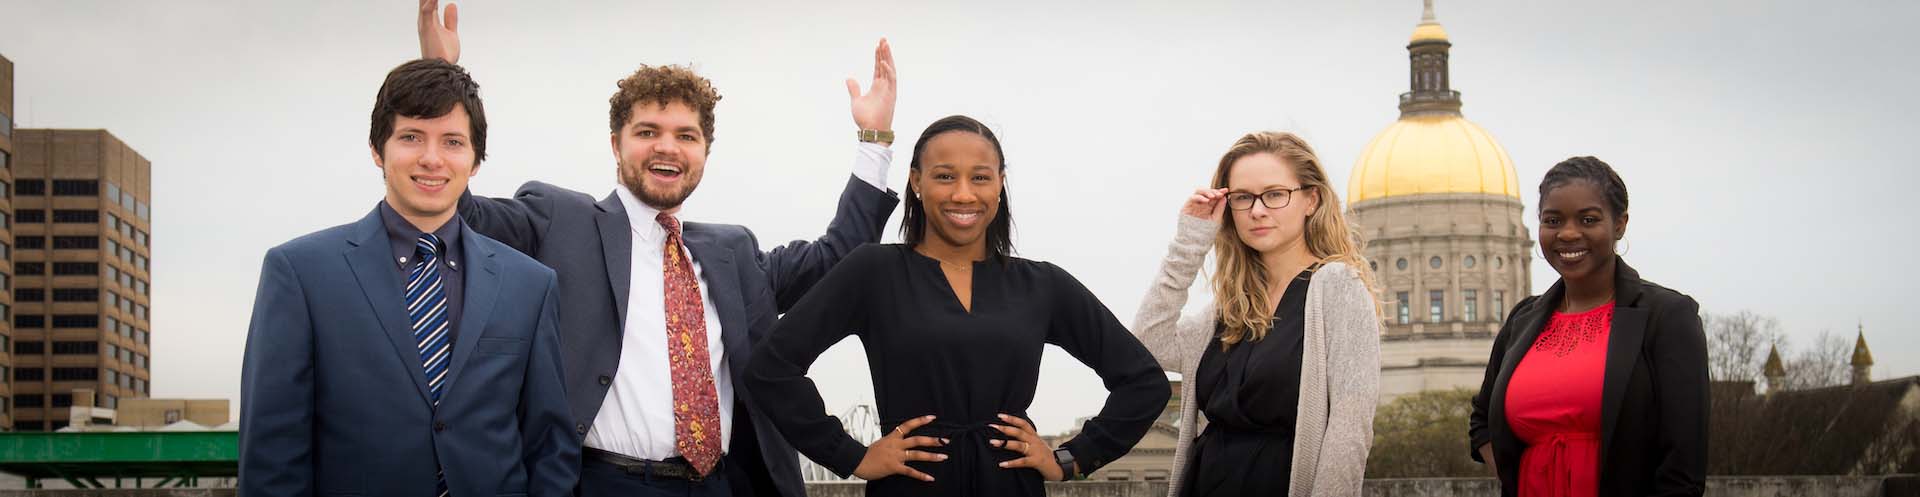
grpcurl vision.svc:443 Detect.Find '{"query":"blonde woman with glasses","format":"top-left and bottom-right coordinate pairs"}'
top-left (1134, 131), bottom-right (1383, 496)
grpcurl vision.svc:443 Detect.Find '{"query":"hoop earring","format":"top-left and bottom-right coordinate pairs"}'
top-left (1617, 238), bottom-right (1631, 256)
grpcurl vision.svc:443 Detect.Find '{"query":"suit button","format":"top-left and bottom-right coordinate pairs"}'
top-left (576, 423), bottom-right (589, 435)
top-left (599, 375), bottom-right (612, 386)
top-left (434, 421), bottom-right (447, 432)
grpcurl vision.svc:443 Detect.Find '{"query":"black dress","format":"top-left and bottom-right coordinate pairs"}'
top-left (1182, 266), bottom-right (1314, 497)
top-left (744, 244), bottom-right (1170, 497)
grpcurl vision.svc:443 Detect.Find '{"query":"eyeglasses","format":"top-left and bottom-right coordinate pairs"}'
top-left (1227, 186), bottom-right (1310, 211)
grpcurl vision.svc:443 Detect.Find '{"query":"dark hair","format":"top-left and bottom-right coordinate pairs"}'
top-left (370, 59), bottom-right (487, 162)
top-left (1539, 156), bottom-right (1628, 217)
top-left (901, 115), bottom-right (1014, 260)
top-left (609, 64), bottom-right (722, 145)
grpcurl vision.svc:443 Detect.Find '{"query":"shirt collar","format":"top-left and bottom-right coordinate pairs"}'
top-left (614, 183), bottom-right (671, 245)
top-left (378, 200), bottom-right (464, 270)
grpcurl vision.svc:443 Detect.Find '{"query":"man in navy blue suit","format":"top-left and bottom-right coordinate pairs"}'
top-left (416, 2), bottom-right (899, 496)
top-left (239, 58), bottom-right (579, 497)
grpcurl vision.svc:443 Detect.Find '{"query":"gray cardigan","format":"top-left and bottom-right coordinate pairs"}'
top-left (1133, 215), bottom-right (1381, 496)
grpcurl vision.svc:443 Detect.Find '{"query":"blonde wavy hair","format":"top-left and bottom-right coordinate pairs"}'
top-left (1211, 131), bottom-right (1381, 349)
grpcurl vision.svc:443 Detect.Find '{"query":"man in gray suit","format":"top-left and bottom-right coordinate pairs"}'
top-left (418, 2), bottom-right (899, 496)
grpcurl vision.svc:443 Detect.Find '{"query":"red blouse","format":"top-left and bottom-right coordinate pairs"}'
top-left (1504, 301), bottom-right (1614, 497)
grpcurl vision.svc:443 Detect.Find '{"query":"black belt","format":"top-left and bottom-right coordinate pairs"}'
top-left (583, 447), bottom-right (721, 482)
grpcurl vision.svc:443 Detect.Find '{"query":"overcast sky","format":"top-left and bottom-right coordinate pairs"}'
top-left (1, 0), bottom-right (1913, 436)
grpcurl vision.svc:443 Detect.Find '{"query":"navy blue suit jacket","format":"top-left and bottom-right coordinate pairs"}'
top-left (458, 174), bottom-right (897, 497)
top-left (240, 206), bottom-right (579, 497)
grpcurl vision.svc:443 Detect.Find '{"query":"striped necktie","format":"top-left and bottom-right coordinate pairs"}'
top-left (406, 233), bottom-right (452, 497)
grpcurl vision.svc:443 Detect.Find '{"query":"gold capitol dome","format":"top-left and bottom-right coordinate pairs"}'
top-left (1348, 0), bottom-right (1520, 205)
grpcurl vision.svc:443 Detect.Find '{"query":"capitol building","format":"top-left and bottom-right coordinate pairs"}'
top-left (1348, 0), bottom-right (1534, 402)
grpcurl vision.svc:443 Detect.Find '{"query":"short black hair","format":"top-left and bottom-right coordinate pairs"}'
top-left (1539, 156), bottom-right (1628, 217)
top-left (369, 58), bottom-right (487, 163)
top-left (902, 115), bottom-right (1014, 260)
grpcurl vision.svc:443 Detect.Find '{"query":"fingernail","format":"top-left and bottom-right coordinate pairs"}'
top-left (999, 462), bottom-right (1009, 468)
top-left (942, 438), bottom-right (951, 445)
top-left (997, 414), bottom-right (1008, 419)
top-left (939, 454), bottom-right (949, 460)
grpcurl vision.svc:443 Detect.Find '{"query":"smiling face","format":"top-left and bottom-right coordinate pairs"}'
top-left (372, 103), bottom-right (477, 231)
top-left (613, 100), bottom-right (709, 212)
top-left (1224, 152), bottom-right (1318, 256)
top-left (908, 131), bottom-right (1002, 256)
top-left (1538, 180), bottom-right (1628, 284)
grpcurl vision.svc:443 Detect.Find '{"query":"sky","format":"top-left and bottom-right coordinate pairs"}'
top-left (0, 0), bottom-right (1914, 436)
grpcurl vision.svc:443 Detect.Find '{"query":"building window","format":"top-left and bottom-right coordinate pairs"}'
top-left (1464, 255), bottom-right (1477, 269)
top-left (16, 179), bottom-right (44, 196)
top-left (14, 314), bottom-right (44, 329)
top-left (14, 395), bottom-right (43, 408)
top-left (106, 183), bottom-right (122, 203)
top-left (51, 180), bottom-right (100, 196)
top-left (164, 409), bottom-right (182, 424)
top-left (15, 368), bottom-right (44, 381)
top-left (1429, 256), bottom-right (1443, 269)
top-left (0, 110), bottom-right (10, 137)
top-left (106, 343), bottom-right (119, 359)
top-left (13, 288), bottom-right (42, 302)
top-left (136, 230), bottom-right (149, 247)
top-left (16, 210), bottom-right (44, 223)
top-left (52, 394), bottom-right (74, 408)
top-left (134, 304), bottom-right (148, 320)
top-left (53, 314), bottom-right (100, 328)
top-left (1494, 291), bottom-right (1506, 323)
top-left (105, 265), bottom-right (119, 283)
top-left (52, 236), bottom-right (101, 250)
top-left (52, 262), bottom-right (99, 275)
top-left (52, 289), bottom-right (100, 302)
top-left (1144, 470), bottom-right (1170, 482)
top-left (1495, 256), bottom-right (1504, 269)
top-left (52, 341), bottom-right (99, 354)
top-left (104, 369), bottom-right (118, 385)
top-left (102, 395), bottom-right (118, 409)
top-left (1396, 258), bottom-right (1408, 271)
top-left (52, 210), bottom-right (101, 223)
top-left (1396, 292), bottom-right (1410, 325)
top-left (135, 280), bottom-right (148, 295)
top-left (15, 262), bottom-right (44, 275)
top-left (135, 255), bottom-right (148, 272)
top-left (1463, 289), bottom-right (1478, 322)
top-left (52, 367), bottom-right (100, 381)
top-left (14, 341), bottom-right (43, 354)
top-left (1370, 261), bottom-right (1378, 272)
top-left (137, 201), bottom-right (150, 221)
top-left (16, 235), bottom-right (44, 249)
top-left (120, 191), bottom-right (136, 211)
top-left (1429, 290), bottom-right (1445, 323)
top-left (136, 330), bottom-right (149, 344)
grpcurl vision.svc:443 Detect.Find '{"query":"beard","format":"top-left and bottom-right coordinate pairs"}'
top-left (619, 155), bottom-right (702, 210)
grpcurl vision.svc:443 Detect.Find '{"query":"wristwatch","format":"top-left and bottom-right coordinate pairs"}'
top-left (1052, 447), bottom-right (1078, 481)
top-left (857, 129), bottom-right (895, 146)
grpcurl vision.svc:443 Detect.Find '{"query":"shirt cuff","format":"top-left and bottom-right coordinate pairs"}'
top-left (852, 142), bottom-right (893, 191)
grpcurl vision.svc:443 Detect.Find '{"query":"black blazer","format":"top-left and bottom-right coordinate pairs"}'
top-left (458, 175), bottom-right (898, 497)
top-left (1469, 258), bottom-right (1708, 497)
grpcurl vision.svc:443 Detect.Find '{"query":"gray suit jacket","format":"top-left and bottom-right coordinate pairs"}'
top-left (459, 174), bottom-right (898, 497)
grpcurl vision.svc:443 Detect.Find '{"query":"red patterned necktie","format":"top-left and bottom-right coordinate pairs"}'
top-left (657, 213), bottom-right (723, 476)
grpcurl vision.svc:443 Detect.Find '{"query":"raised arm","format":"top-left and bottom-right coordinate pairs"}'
top-left (418, 0), bottom-right (460, 63)
top-left (758, 39), bottom-right (903, 309)
top-left (1132, 189), bottom-right (1225, 373)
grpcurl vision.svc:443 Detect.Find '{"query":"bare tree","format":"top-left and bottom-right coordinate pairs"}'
top-left (1704, 310), bottom-right (1785, 383)
top-left (1785, 330), bottom-right (1851, 390)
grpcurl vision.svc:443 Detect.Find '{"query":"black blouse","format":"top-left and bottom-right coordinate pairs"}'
top-left (1183, 267), bottom-right (1313, 496)
top-left (745, 244), bottom-right (1170, 497)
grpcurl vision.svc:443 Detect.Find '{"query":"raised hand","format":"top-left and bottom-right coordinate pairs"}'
top-left (418, 0), bottom-right (461, 63)
top-left (1182, 187), bottom-right (1228, 223)
top-left (854, 414), bottom-right (948, 482)
top-left (989, 413), bottom-right (1067, 481)
top-left (847, 38), bottom-right (897, 133)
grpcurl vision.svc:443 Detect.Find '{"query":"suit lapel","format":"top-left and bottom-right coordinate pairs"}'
top-left (436, 223), bottom-right (501, 402)
top-left (342, 208), bottom-right (434, 406)
top-left (596, 193), bottom-right (634, 329)
top-left (681, 223), bottom-right (749, 378)
top-left (1597, 259), bottom-right (1650, 466)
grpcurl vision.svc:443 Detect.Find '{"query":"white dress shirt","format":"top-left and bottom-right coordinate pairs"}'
top-left (585, 142), bottom-right (892, 460)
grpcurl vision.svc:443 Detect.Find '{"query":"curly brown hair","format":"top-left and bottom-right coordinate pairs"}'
top-left (608, 64), bottom-right (722, 145)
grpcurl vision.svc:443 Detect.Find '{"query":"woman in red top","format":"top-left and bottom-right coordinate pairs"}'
top-left (1468, 157), bottom-right (1708, 497)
